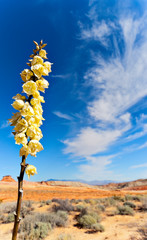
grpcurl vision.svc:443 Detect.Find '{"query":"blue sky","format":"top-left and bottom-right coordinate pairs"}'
top-left (0, 0), bottom-right (147, 182)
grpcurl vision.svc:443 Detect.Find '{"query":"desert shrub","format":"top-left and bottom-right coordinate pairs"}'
top-left (0, 201), bottom-right (33, 218)
top-left (19, 210), bottom-right (68, 237)
top-left (138, 224), bottom-right (147, 239)
top-left (89, 199), bottom-right (97, 205)
top-left (78, 214), bottom-right (97, 228)
top-left (131, 195), bottom-right (141, 202)
top-left (92, 223), bottom-right (105, 232)
top-left (40, 200), bottom-right (46, 207)
top-left (52, 199), bottom-right (74, 212)
top-left (125, 195), bottom-right (134, 201)
top-left (0, 214), bottom-right (5, 222)
top-left (52, 198), bottom-right (62, 203)
top-left (140, 196), bottom-right (147, 211)
top-left (107, 209), bottom-right (118, 216)
top-left (113, 195), bottom-right (125, 202)
top-left (19, 222), bottom-right (51, 240)
top-left (36, 211), bottom-right (68, 227)
top-left (0, 202), bottom-right (16, 214)
top-left (21, 205), bottom-right (33, 218)
top-left (107, 197), bottom-right (117, 206)
top-left (76, 204), bottom-right (87, 212)
top-left (125, 194), bottom-right (141, 202)
top-left (123, 201), bottom-right (136, 209)
top-left (46, 200), bottom-right (52, 205)
top-left (6, 213), bottom-right (15, 223)
top-left (117, 205), bottom-right (134, 216)
top-left (22, 200), bottom-right (33, 208)
top-left (77, 208), bottom-right (101, 230)
top-left (56, 233), bottom-right (73, 240)
top-left (2, 213), bottom-right (14, 223)
top-left (84, 199), bottom-right (90, 204)
top-left (70, 199), bottom-right (77, 204)
top-left (97, 204), bottom-right (105, 212)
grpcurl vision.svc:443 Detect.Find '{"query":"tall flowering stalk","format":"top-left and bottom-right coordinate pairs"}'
top-left (9, 40), bottom-right (52, 240)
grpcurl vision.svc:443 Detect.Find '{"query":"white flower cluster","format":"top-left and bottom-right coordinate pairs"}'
top-left (9, 40), bottom-right (52, 161)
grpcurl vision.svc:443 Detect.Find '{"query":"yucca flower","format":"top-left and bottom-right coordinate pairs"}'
top-left (10, 40), bottom-right (52, 240)
top-left (9, 40), bottom-right (52, 167)
top-left (25, 165), bottom-right (37, 179)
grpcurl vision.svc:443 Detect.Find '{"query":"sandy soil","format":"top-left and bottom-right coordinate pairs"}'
top-left (0, 206), bottom-right (146, 240)
top-left (46, 211), bottom-right (147, 240)
top-left (0, 181), bottom-right (147, 240)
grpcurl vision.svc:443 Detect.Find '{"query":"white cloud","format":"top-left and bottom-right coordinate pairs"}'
top-left (63, 4), bottom-right (147, 179)
top-left (78, 155), bottom-right (113, 180)
top-left (53, 111), bottom-right (73, 120)
top-left (80, 20), bottom-right (111, 46)
top-left (64, 127), bottom-right (124, 157)
top-left (138, 141), bottom-right (147, 150)
top-left (131, 163), bottom-right (147, 169)
top-left (51, 74), bottom-right (71, 79)
top-left (126, 124), bottom-right (147, 141)
top-left (0, 121), bottom-right (9, 129)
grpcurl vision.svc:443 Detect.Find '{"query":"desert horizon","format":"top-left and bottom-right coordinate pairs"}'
top-left (0, 176), bottom-right (147, 239)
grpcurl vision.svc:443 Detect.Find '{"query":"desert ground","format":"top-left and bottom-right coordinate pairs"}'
top-left (0, 177), bottom-right (147, 240)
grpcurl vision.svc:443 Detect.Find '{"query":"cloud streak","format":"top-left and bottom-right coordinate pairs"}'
top-left (63, 2), bottom-right (147, 179)
top-left (0, 121), bottom-right (9, 129)
top-left (53, 111), bottom-right (73, 120)
top-left (131, 163), bottom-right (147, 169)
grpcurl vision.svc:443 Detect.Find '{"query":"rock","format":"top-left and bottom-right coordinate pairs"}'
top-left (1, 175), bottom-right (16, 182)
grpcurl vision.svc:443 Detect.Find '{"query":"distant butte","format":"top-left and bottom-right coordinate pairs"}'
top-left (1, 175), bottom-right (16, 182)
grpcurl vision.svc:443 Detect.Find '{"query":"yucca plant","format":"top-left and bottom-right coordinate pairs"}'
top-left (9, 40), bottom-right (52, 240)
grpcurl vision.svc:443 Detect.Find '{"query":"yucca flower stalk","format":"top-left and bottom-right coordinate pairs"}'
top-left (9, 40), bottom-right (52, 240)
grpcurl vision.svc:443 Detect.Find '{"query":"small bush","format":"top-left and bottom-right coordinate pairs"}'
top-left (107, 210), bottom-right (118, 216)
top-left (77, 208), bottom-right (101, 230)
top-left (46, 200), bottom-right (52, 205)
top-left (2, 213), bottom-right (14, 223)
top-left (76, 204), bottom-right (87, 212)
top-left (19, 222), bottom-right (51, 240)
top-left (0, 214), bottom-right (5, 222)
top-left (84, 199), bottom-right (90, 204)
top-left (125, 195), bottom-right (133, 201)
top-left (0, 202), bottom-right (16, 214)
top-left (107, 197), bottom-right (117, 206)
top-left (138, 224), bottom-right (147, 239)
top-left (123, 202), bottom-right (136, 209)
top-left (78, 214), bottom-right (97, 228)
top-left (117, 205), bottom-right (134, 216)
top-left (19, 210), bottom-right (68, 239)
top-left (140, 196), bottom-right (147, 211)
top-left (56, 233), bottom-right (73, 240)
top-left (89, 199), bottom-right (97, 205)
top-left (97, 204), bottom-right (105, 212)
top-left (52, 199), bottom-right (74, 212)
top-left (40, 200), bottom-right (46, 207)
top-left (92, 223), bottom-right (105, 232)
top-left (22, 200), bottom-right (33, 208)
top-left (131, 195), bottom-right (141, 202)
top-left (113, 196), bottom-right (125, 202)
top-left (21, 205), bottom-right (33, 218)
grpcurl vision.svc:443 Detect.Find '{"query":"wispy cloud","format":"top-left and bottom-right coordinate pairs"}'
top-left (78, 155), bottom-right (114, 180)
top-left (64, 127), bottom-right (124, 157)
top-left (53, 111), bottom-right (73, 120)
top-left (63, 2), bottom-right (147, 179)
top-left (131, 163), bottom-right (147, 169)
top-left (138, 141), bottom-right (147, 150)
top-left (51, 74), bottom-right (71, 79)
top-left (0, 121), bottom-right (9, 129)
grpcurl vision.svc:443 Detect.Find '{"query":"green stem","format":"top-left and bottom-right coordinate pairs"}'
top-left (12, 155), bottom-right (26, 240)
